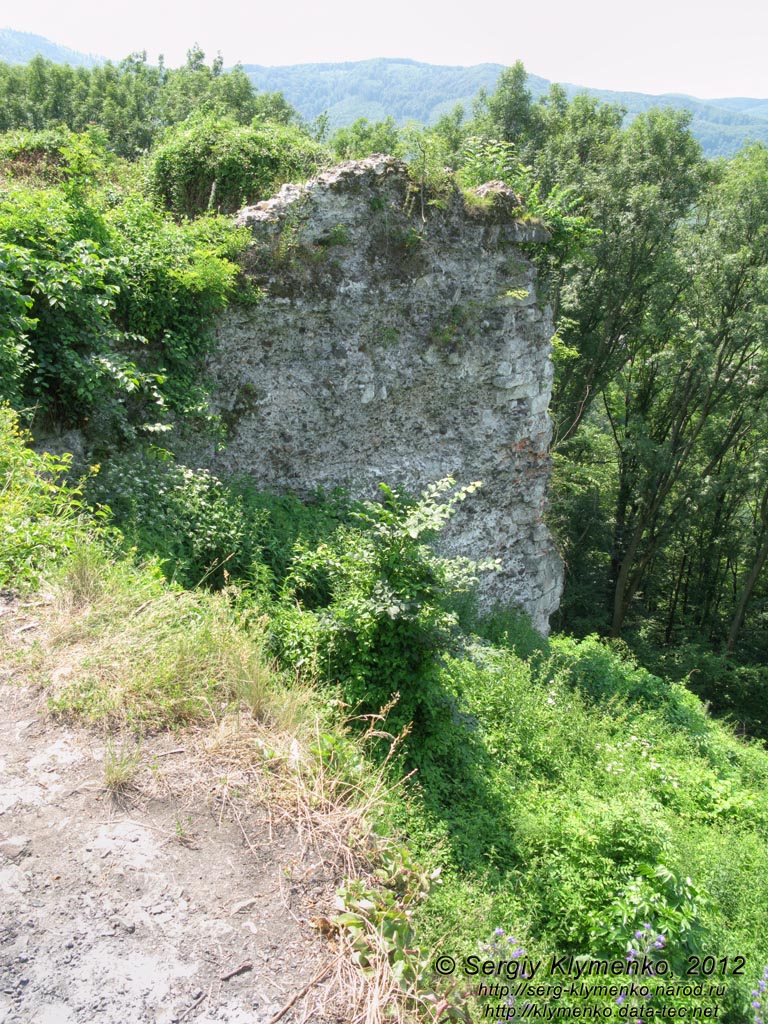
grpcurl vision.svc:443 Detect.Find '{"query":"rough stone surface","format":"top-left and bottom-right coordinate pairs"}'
top-left (0, 837), bottom-right (31, 864)
top-left (206, 156), bottom-right (563, 632)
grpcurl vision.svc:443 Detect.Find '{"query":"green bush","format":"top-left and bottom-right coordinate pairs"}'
top-left (0, 405), bottom-right (103, 588)
top-left (86, 450), bottom-right (261, 589)
top-left (272, 479), bottom-right (489, 733)
top-left (0, 127), bottom-right (73, 183)
top-left (86, 457), bottom-right (355, 594)
top-left (0, 159), bottom-right (248, 430)
top-left (104, 195), bottom-right (247, 418)
top-left (236, 486), bottom-right (353, 586)
top-left (638, 639), bottom-right (768, 740)
top-left (0, 183), bottom-right (163, 426)
top-left (147, 111), bottom-right (326, 217)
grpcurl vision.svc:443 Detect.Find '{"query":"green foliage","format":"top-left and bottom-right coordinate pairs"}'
top-left (147, 111), bottom-right (325, 217)
top-left (251, 90), bottom-right (303, 126)
top-left (459, 601), bottom-right (547, 659)
top-left (398, 633), bottom-right (768, 1020)
top-left (273, 479), bottom-right (487, 732)
top-left (85, 452), bottom-right (353, 594)
top-left (458, 135), bottom-right (516, 185)
top-left (0, 48), bottom-right (288, 158)
top-left (455, 62), bottom-right (768, 665)
top-left (104, 195), bottom-right (247, 417)
top-left (0, 127), bottom-right (72, 182)
top-left (0, 148), bottom-right (248, 429)
top-left (0, 183), bottom-right (163, 427)
top-left (401, 125), bottom-right (455, 219)
top-left (0, 405), bottom-right (103, 588)
top-left (333, 845), bottom-right (468, 1019)
top-left (588, 864), bottom-right (708, 974)
top-left (330, 116), bottom-right (403, 160)
top-left (636, 639), bottom-right (768, 740)
top-left (236, 486), bottom-right (353, 586)
top-left (86, 450), bottom-right (258, 588)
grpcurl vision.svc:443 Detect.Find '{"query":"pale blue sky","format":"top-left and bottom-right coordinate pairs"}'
top-left (2, 0), bottom-right (767, 98)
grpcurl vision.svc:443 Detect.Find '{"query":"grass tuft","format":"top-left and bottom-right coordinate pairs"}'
top-left (103, 737), bottom-right (143, 793)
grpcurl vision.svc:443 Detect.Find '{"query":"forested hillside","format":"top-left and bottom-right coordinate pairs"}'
top-left (3, 28), bottom-right (768, 155)
top-left (242, 57), bottom-right (768, 156)
top-left (0, 27), bottom-right (102, 68)
top-left (3, 46), bottom-right (768, 1023)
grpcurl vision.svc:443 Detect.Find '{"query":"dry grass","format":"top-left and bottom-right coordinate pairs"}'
top-left (4, 543), bottom-right (452, 1024)
top-left (25, 545), bottom-right (307, 735)
top-left (185, 696), bottom-right (449, 1024)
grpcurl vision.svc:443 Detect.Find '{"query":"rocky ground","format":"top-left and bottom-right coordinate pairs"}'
top-left (0, 618), bottom-right (349, 1024)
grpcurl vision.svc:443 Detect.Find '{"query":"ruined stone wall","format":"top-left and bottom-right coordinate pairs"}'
top-left (206, 156), bottom-right (563, 632)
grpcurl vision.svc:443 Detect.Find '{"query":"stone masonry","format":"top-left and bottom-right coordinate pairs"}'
top-left (206, 156), bottom-right (563, 632)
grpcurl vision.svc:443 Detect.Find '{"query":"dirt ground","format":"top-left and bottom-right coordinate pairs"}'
top-left (0, 611), bottom-right (350, 1024)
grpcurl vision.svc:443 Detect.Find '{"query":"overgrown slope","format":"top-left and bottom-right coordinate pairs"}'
top-left (3, 405), bottom-right (768, 1022)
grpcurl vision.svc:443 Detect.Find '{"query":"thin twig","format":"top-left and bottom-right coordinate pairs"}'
top-left (225, 792), bottom-right (260, 857)
top-left (176, 991), bottom-right (206, 1022)
top-left (130, 599), bottom-right (154, 617)
top-left (266, 957), bottom-right (340, 1024)
top-left (220, 960), bottom-right (253, 982)
top-left (100, 817), bottom-right (196, 843)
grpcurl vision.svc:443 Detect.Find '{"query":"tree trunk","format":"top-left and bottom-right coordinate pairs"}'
top-left (727, 531), bottom-right (768, 650)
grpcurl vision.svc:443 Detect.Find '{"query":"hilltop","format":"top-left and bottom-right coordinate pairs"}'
top-left (2, 29), bottom-right (768, 156)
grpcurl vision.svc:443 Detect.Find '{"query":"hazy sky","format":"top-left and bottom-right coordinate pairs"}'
top-left (3, 0), bottom-right (768, 98)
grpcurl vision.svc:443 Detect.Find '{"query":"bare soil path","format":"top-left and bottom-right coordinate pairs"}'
top-left (0, 673), bottom-right (345, 1024)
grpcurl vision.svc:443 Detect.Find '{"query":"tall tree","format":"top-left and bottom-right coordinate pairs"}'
top-left (603, 145), bottom-right (768, 635)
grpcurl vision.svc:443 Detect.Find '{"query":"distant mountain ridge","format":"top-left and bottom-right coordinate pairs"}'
top-left (241, 59), bottom-right (768, 157)
top-left (2, 29), bottom-right (768, 157)
top-left (0, 28), bottom-right (103, 68)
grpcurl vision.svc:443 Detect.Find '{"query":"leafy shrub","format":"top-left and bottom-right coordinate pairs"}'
top-left (588, 863), bottom-right (709, 975)
top-left (104, 195), bottom-right (248, 417)
top-left (147, 111), bottom-right (326, 217)
top-left (86, 450), bottom-right (262, 588)
top-left (237, 486), bottom-right (353, 587)
top-left (0, 405), bottom-right (102, 588)
top-left (330, 116), bottom-right (403, 161)
top-left (458, 600), bottom-right (547, 658)
top-left (273, 479), bottom-right (489, 733)
top-left (86, 456), bottom-right (357, 595)
top-left (0, 159), bottom-right (248, 430)
top-left (639, 639), bottom-right (768, 740)
top-left (456, 135), bottom-right (595, 268)
top-left (0, 127), bottom-right (72, 182)
top-left (0, 184), bottom-right (162, 426)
